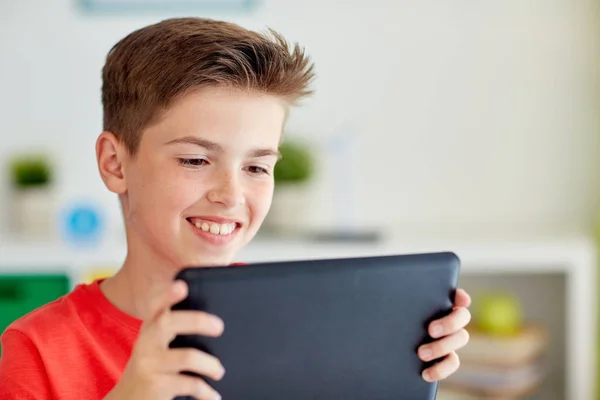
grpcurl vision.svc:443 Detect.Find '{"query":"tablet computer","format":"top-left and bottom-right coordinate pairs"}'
top-left (170, 251), bottom-right (460, 400)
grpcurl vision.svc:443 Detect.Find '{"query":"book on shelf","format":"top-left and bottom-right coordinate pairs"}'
top-left (437, 385), bottom-right (542, 400)
top-left (439, 357), bottom-right (546, 398)
top-left (438, 323), bottom-right (549, 399)
top-left (458, 324), bottom-right (549, 367)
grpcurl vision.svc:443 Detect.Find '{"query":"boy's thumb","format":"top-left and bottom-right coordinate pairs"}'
top-left (149, 280), bottom-right (188, 321)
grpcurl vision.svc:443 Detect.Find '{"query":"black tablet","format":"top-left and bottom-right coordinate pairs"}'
top-left (170, 251), bottom-right (460, 400)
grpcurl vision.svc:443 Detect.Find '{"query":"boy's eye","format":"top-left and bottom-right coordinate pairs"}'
top-left (178, 158), bottom-right (208, 168)
top-left (246, 166), bottom-right (269, 175)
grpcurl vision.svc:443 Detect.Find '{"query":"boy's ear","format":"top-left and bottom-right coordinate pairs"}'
top-left (96, 131), bottom-right (128, 195)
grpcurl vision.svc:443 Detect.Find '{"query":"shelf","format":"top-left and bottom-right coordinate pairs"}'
top-left (0, 233), bottom-right (594, 275)
top-left (238, 234), bottom-right (596, 275)
top-left (0, 233), bottom-right (596, 400)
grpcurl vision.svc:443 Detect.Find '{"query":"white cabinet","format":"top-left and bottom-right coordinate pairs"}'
top-left (0, 234), bottom-right (596, 399)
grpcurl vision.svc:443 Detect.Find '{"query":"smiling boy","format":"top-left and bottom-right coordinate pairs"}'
top-left (0, 17), bottom-right (471, 400)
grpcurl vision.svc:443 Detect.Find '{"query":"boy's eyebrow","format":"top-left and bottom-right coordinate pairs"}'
top-left (249, 148), bottom-right (282, 160)
top-left (166, 136), bottom-right (223, 151)
top-left (166, 136), bottom-right (281, 159)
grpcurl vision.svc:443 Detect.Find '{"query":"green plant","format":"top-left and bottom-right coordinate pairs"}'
top-left (9, 155), bottom-right (52, 188)
top-left (274, 140), bottom-right (314, 184)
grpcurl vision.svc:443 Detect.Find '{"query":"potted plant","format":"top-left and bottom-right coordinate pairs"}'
top-left (8, 154), bottom-right (55, 238)
top-left (263, 139), bottom-right (315, 234)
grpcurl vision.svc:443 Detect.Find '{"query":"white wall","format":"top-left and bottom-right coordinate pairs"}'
top-left (1, 0), bottom-right (599, 240)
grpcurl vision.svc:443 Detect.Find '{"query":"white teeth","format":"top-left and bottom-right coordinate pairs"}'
top-left (220, 224), bottom-right (231, 235)
top-left (191, 219), bottom-right (236, 236)
top-left (222, 224), bottom-right (236, 235)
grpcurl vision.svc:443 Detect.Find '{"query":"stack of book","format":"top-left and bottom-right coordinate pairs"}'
top-left (437, 324), bottom-right (549, 399)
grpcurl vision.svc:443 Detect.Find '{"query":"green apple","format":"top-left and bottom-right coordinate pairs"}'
top-left (475, 292), bottom-right (522, 335)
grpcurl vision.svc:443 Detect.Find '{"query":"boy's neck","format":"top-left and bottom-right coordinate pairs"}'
top-left (99, 254), bottom-right (177, 321)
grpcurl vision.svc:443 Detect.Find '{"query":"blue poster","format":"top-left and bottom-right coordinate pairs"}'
top-left (79, 0), bottom-right (257, 13)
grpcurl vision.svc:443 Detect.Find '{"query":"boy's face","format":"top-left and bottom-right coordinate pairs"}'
top-left (107, 88), bottom-right (285, 269)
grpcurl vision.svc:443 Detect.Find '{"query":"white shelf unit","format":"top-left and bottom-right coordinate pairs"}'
top-left (0, 234), bottom-right (597, 399)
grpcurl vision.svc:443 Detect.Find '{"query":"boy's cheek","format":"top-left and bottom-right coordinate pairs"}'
top-left (251, 186), bottom-right (275, 215)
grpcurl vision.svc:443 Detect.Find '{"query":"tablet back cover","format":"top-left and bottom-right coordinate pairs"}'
top-left (171, 252), bottom-right (460, 400)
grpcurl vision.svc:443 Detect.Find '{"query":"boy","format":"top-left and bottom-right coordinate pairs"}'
top-left (0, 17), bottom-right (471, 400)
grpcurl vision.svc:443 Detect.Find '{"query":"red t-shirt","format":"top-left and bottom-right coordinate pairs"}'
top-left (0, 263), bottom-right (247, 399)
top-left (0, 279), bottom-right (142, 399)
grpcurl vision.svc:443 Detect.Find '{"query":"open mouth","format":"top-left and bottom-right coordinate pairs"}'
top-left (186, 217), bottom-right (241, 236)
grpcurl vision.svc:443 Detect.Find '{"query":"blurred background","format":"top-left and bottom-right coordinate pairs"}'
top-left (2, 0), bottom-right (600, 399)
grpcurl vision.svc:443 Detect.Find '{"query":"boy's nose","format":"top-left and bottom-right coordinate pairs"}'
top-left (206, 174), bottom-right (245, 208)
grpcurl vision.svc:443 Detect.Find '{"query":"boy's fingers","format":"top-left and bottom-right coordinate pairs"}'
top-left (422, 352), bottom-right (460, 382)
top-left (418, 329), bottom-right (469, 362)
top-left (168, 311), bottom-right (225, 338)
top-left (155, 309), bottom-right (224, 347)
top-left (189, 377), bottom-right (222, 400)
top-left (165, 374), bottom-right (222, 400)
top-left (165, 348), bottom-right (225, 381)
top-left (148, 280), bottom-right (188, 322)
top-left (429, 307), bottom-right (471, 338)
top-left (454, 288), bottom-right (471, 308)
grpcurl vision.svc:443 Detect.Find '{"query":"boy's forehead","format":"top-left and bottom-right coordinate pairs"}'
top-left (141, 87), bottom-right (287, 149)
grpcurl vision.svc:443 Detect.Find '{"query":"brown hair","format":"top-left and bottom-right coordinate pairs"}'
top-left (101, 17), bottom-right (315, 154)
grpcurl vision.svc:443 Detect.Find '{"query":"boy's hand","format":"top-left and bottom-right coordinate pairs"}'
top-left (418, 288), bottom-right (471, 382)
top-left (105, 280), bottom-right (225, 400)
